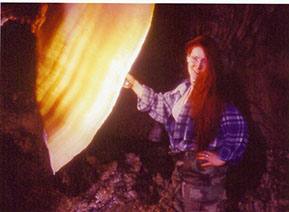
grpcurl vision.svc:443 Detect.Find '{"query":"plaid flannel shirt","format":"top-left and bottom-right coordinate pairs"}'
top-left (137, 79), bottom-right (249, 165)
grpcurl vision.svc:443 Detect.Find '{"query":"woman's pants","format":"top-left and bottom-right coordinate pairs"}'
top-left (170, 151), bottom-right (228, 212)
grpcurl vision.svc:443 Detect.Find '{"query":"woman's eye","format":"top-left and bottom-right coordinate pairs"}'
top-left (191, 56), bottom-right (198, 62)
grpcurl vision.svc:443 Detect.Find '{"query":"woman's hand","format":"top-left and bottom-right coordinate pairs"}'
top-left (123, 73), bottom-right (136, 89)
top-left (123, 73), bottom-right (143, 97)
top-left (196, 151), bottom-right (226, 167)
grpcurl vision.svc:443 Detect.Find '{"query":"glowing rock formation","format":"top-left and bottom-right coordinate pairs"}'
top-left (36, 4), bottom-right (154, 173)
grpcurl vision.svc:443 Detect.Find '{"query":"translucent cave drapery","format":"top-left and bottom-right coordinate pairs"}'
top-left (36, 4), bottom-right (154, 173)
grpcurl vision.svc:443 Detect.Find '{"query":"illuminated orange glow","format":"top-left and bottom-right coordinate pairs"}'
top-left (36, 4), bottom-right (154, 172)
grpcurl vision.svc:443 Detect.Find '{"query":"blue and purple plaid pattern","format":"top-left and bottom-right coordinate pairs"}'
top-left (137, 80), bottom-right (248, 165)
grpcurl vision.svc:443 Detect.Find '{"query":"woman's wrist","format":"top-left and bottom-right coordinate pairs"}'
top-left (132, 80), bottom-right (143, 97)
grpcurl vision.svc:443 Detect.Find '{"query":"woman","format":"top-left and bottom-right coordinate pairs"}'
top-left (124, 36), bottom-right (249, 211)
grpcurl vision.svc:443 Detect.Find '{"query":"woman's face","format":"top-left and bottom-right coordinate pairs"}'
top-left (187, 46), bottom-right (207, 83)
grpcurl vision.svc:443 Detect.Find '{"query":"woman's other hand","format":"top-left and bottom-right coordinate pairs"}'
top-left (196, 151), bottom-right (226, 167)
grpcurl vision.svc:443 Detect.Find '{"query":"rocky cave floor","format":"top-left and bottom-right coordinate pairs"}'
top-left (1, 97), bottom-right (288, 212)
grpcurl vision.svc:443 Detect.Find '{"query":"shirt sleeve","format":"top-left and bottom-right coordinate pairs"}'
top-left (216, 105), bottom-right (249, 164)
top-left (137, 81), bottom-right (189, 124)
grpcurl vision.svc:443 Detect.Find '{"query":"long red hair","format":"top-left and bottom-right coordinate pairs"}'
top-left (185, 36), bottom-right (225, 151)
